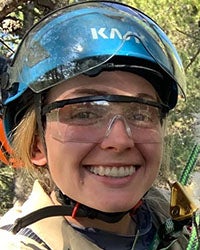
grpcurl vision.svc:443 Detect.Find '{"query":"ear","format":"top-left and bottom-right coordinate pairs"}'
top-left (31, 135), bottom-right (47, 166)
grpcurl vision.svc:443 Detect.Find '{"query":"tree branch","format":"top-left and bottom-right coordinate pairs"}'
top-left (0, 0), bottom-right (29, 22)
top-left (36, 0), bottom-right (54, 10)
top-left (185, 47), bottom-right (200, 72)
top-left (176, 28), bottom-right (200, 41)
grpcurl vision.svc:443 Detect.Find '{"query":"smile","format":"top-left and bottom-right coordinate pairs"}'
top-left (87, 166), bottom-right (136, 178)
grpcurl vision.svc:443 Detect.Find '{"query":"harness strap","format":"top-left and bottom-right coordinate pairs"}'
top-left (150, 217), bottom-right (191, 249)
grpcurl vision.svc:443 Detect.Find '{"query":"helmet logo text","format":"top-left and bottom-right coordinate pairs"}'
top-left (90, 28), bottom-right (140, 43)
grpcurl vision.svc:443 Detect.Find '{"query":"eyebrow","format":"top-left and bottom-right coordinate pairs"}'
top-left (70, 88), bottom-right (109, 96)
top-left (70, 88), bottom-right (157, 101)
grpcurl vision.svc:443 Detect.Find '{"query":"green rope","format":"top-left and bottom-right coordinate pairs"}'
top-left (179, 144), bottom-right (200, 185)
top-left (179, 143), bottom-right (200, 250)
top-left (150, 143), bottom-right (200, 250)
top-left (186, 213), bottom-right (200, 250)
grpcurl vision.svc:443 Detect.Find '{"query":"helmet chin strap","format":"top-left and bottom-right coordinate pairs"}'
top-left (11, 186), bottom-right (143, 235)
top-left (55, 187), bottom-right (142, 222)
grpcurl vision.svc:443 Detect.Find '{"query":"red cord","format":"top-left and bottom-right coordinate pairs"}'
top-left (72, 202), bottom-right (80, 218)
top-left (129, 200), bottom-right (143, 216)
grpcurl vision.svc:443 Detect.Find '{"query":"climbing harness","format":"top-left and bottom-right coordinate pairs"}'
top-left (148, 142), bottom-right (200, 250)
top-left (179, 143), bottom-right (200, 250)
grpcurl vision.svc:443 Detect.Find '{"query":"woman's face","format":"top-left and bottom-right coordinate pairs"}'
top-left (36, 71), bottom-right (164, 212)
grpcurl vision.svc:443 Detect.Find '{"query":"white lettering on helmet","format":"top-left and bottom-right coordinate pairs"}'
top-left (110, 28), bottom-right (123, 39)
top-left (91, 28), bottom-right (108, 39)
top-left (91, 28), bottom-right (140, 44)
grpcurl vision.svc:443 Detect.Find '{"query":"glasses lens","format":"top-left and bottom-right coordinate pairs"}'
top-left (46, 100), bottom-right (163, 143)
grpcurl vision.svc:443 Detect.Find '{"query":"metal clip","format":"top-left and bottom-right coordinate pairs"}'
top-left (170, 182), bottom-right (198, 220)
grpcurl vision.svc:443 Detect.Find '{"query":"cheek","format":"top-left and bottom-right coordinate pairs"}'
top-left (46, 141), bottom-right (81, 193)
top-left (138, 142), bottom-right (163, 168)
top-left (44, 125), bottom-right (78, 171)
top-left (44, 130), bottom-right (94, 190)
top-left (143, 126), bottom-right (164, 166)
top-left (135, 142), bottom-right (163, 192)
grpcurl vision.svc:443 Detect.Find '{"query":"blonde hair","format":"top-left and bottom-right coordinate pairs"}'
top-left (12, 104), bottom-right (54, 194)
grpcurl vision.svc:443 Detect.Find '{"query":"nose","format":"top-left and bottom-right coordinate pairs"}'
top-left (100, 115), bottom-right (134, 152)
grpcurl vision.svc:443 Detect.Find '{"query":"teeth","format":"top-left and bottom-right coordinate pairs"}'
top-left (88, 166), bottom-right (136, 177)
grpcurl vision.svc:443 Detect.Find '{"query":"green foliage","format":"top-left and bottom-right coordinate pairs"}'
top-left (0, 164), bottom-right (15, 214)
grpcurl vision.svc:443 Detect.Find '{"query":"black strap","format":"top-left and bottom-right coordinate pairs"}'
top-left (12, 205), bottom-right (71, 234)
top-left (155, 218), bottom-right (191, 249)
top-left (11, 205), bottom-right (129, 234)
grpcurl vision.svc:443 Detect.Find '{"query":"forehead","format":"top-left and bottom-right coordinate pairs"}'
top-left (47, 71), bottom-right (157, 102)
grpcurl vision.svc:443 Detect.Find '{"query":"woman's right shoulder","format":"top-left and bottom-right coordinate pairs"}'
top-left (0, 202), bottom-right (48, 250)
top-left (0, 228), bottom-right (49, 250)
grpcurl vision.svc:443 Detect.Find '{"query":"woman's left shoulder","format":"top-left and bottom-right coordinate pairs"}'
top-left (145, 187), bottom-right (171, 221)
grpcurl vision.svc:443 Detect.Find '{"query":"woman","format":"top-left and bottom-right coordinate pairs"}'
top-left (0, 1), bottom-right (191, 249)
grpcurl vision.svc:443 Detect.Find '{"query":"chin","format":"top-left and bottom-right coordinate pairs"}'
top-left (97, 197), bottom-right (141, 213)
top-left (92, 203), bottom-right (134, 213)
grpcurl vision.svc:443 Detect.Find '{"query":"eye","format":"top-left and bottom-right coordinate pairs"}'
top-left (126, 104), bottom-right (160, 127)
top-left (59, 102), bottom-right (106, 125)
top-left (70, 110), bottom-right (97, 120)
top-left (133, 112), bottom-right (152, 122)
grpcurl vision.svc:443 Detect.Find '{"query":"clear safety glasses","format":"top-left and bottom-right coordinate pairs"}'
top-left (42, 95), bottom-right (167, 144)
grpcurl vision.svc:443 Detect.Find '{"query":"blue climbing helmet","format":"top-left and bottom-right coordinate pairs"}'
top-left (1, 1), bottom-right (186, 140)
